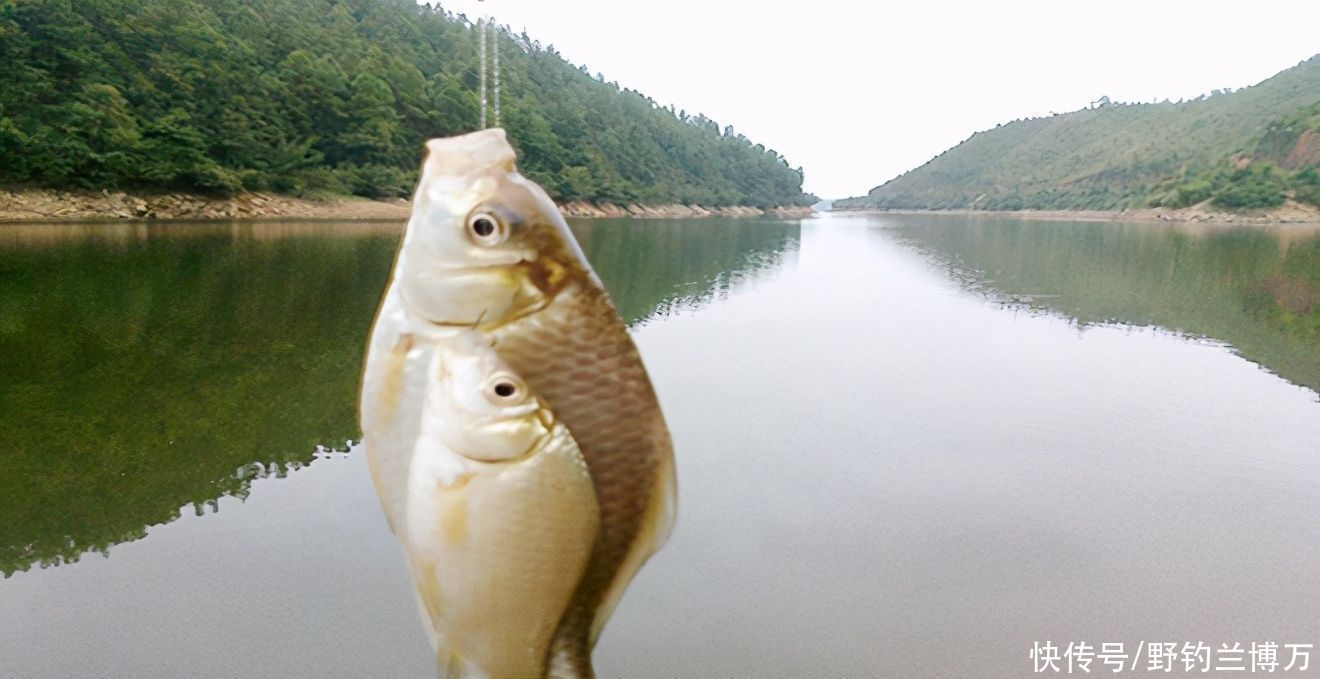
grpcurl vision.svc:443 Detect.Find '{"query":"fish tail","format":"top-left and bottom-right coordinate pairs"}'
top-left (543, 628), bottom-right (595, 679)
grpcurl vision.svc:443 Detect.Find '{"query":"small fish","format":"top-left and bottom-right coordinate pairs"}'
top-left (360, 129), bottom-right (676, 678)
top-left (404, 332), bottom-right (598, 678)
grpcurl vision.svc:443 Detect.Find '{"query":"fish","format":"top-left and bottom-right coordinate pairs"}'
top-left (403, 331), bottom-right (599, 678)
top-left (360, 128), bottom-right (677, 678)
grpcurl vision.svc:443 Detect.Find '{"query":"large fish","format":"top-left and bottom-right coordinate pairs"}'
top-left (360, 129), bottom-right (677, 678)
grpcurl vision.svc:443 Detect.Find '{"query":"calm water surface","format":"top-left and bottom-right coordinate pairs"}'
top-left (1, 215), bottom-right (1318, 678)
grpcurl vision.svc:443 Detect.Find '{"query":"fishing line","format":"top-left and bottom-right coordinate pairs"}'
top-left (478, 13), bottom-right (487, 129)
top-left (476, 0), bottom-right (501, 129)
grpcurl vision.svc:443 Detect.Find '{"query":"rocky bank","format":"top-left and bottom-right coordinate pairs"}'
top-left (0, 189), bottom-right (811, 223)
top-left (828, 199), bottom-right (1320, 226)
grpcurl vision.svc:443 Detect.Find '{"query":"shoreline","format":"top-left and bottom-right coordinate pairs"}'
top-left (0, 189), bottom-right (811, 224)
top-left (826, 200), bottom-right (1320, 226)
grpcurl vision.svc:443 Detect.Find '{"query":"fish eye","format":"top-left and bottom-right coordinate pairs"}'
top-left (482, 372), bottom-right (526, 405)
top-left (466, 211), bottom-right (506, 246)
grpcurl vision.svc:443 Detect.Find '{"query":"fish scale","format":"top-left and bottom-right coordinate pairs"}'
top-left (490, 285), bottom-right (675, 678)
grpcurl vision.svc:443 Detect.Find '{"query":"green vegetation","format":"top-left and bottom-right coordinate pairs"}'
top-left (0, 0), bottom-right (809, 207)
top-left (889, 216), bottom-right (1320, 393)
top-left (1295, 168), bottom-right (1320, 206)
top-left (1148, 161), bottom-right (1291, 209)
top-left (1251, 100), bottom-right (1320, 167)
top-left (837, 55), bottom-right (1320, 212)
top-left (0, 219), bottom-right (798, 576)
top-left (1213, 164), bottom-right (1289, 209)
top-left (1147, 102), bottom-right (1320, 210)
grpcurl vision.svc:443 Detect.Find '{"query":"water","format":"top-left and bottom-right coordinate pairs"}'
top-left (1, 215), bottom-right (1317, 677)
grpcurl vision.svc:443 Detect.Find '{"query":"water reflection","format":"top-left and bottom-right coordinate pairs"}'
top-left (5, 216), bottom-right (1319, 678)
top-left (573, 218), bottom-right (800, 325)
top-left (877, 215), bottom-right (1320, 394)
top-left (0, 226), bottom-right (396, 576)
top-left (0, 218), bottom-right (798, 576)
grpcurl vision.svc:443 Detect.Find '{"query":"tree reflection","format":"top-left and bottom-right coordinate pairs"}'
top-left (574, 218), bottom-right (799, 326)
top-left (0, 218), bottom-right (799, 576)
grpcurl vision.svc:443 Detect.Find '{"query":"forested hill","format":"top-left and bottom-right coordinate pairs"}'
top-left (0, 0), bottom-right (811, 208)
top-left (836, 55), bottom-right (1320, 212)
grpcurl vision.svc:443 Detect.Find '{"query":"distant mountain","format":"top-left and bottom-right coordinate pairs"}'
top-left (836, 55), bottom-right (1320, 212)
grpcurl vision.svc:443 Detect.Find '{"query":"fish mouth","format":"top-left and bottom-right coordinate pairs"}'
top-left (408, 297), bottom-right (551, 331)
top-left (398, 261), bottom-right (550, 331)
top-left (441, 259), bottom-right (529, 274)
top-left (396, 236), bottom-right (535, 270)
top-left (499, 401), bottom-right (540, 418)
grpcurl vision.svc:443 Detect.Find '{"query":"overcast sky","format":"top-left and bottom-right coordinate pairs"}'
top-left (435, 0), bottom-right (1320, 198)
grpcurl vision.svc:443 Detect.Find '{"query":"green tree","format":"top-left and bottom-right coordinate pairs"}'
top-left (0, 0), bottom-right (810, 206)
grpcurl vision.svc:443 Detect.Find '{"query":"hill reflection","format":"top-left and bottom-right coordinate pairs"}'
top-left (0, 218), bottom-right (799, 576)
top-left (884, 216), bottom-right (1320, 394)
top-left (574, 218), bottom-right (800, 325)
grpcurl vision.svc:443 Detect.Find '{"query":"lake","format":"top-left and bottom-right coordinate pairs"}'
top-left (2, 214), bottom-right (1318, 678)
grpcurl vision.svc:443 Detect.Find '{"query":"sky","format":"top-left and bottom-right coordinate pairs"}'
top-left (435, 0), bottom-right (1320, 199)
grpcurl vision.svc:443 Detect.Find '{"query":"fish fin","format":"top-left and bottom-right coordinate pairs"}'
top-left (366, 331), bottom-right (415, 431)
top-left (589, 450), bottom-right (678, 644)
top-left (361, 316), bottom-right (421, 534)
top-left (410, 577), bottom-right (441, 653)
top-left (544, 644), bottom-right (595, 679)
top-left (362, 438), bottom-right (399, 535)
